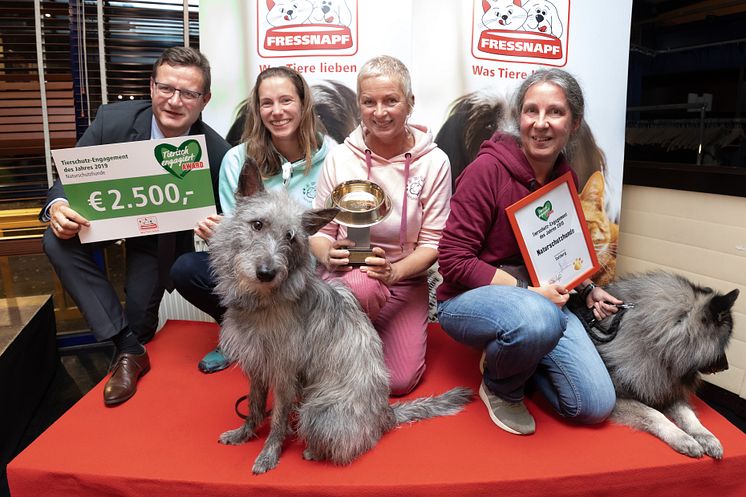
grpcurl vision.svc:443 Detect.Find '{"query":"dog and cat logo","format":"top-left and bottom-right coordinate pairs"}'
top-left (137, 216), bottom-right (159, 234)
top-left (472, 0), bottom-right (570, 66)
top-left (302, 182), bottom-right (317, 203)
top-left (406, 176), bottom-right (425, 200)
top-left (258, 0), bottom-right (358, 57)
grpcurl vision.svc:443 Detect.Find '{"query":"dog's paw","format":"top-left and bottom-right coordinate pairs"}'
top-left (252, 450), bottom-right (280, 474)
top-left (302, 447), bottom-right (322, 461)
top-left (219, 425), bottom-right (255, 445)
top-left (670, 432), bottom-right (705, 458)
top-left (693, 433), bottom-right (723, 459)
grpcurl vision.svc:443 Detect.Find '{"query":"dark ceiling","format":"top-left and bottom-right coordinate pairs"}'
top-left (625, 1), bottom-right (746, 167)
top-left (631, 0), bottom-right (746, 54)
top-left (633, 0), bottom-right (746, 27)
top-left (627, 0), bottom-right (746, 117)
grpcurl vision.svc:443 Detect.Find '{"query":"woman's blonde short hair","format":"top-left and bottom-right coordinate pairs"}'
top-left (356, 55), bottom-right (414, 112)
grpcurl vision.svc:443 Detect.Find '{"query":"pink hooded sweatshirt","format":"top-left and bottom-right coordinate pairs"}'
top-left (312, 124), bottom-right (451, 274)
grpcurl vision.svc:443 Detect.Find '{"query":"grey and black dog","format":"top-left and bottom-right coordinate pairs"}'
top-left (209, 162), bottom-right (473, 474)
top-left (589, 271), bottom-right (739, 459)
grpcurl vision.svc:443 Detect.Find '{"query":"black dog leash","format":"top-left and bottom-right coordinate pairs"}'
top-left (234, 394), bottom-right (274, 420)
top-left (567, 293), bottom-right (633, 344)
top-left (235, 394), bottom-right (249, 419)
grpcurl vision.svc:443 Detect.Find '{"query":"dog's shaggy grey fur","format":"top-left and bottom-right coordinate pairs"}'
top-left (596, 271), bottom-right (739, 459)
top-left (209, 168), bottom-right (472, 474)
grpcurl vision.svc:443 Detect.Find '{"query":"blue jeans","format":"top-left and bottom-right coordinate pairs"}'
top-left (437, 285), bottom-right (615, 424)
top-left (170, 251), bottom-right (224, 323)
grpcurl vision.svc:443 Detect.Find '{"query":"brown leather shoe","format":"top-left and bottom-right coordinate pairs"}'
top-left (103, 350), bottom-right (150, 406)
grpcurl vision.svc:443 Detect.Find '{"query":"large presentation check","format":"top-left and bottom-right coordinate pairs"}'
top-left (51, 135), bottom-right (216, 243)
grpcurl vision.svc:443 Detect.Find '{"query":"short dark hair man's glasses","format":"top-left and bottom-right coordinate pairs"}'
top-left (153, 81), bottom-right (203, 101)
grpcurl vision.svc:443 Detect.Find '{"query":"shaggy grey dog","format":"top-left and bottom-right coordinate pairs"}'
top-left (593, 271), bottom-right (739, 459)
top-left (209, 165), bottom-right (472, 474)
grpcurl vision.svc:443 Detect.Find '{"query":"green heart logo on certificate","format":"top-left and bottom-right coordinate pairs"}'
top-left (154, 140), bottom-right (202, 179)
top-left (535, 201), bottom-right (554, 221)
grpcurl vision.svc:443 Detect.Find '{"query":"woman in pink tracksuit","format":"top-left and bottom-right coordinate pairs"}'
top-left (311, 55), bottom-right (451, 395)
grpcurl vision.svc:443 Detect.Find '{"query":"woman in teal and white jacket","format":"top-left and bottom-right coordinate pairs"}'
top-left (170, 66), bottom-right (335, 373)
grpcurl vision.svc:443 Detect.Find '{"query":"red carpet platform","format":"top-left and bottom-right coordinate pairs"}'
top-left (9, 320), bottom-right (746, 497)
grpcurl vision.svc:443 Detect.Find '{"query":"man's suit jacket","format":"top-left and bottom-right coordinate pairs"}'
top-left (41, 99), bottom-right (230, 257)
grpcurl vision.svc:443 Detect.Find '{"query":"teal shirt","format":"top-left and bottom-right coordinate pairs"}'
top-left (218, 136), bottom-right (332, 216)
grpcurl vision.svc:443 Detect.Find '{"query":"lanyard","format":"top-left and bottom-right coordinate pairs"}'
top-left (364, 149), bottom-right (412, 249)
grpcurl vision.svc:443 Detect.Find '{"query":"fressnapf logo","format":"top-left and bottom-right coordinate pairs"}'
top-left (472, 0), bottom-right (570, 67)
top-left (258, 0), bottom-right (358, 58)
top-left (137, 216), bottom-right (159, 234)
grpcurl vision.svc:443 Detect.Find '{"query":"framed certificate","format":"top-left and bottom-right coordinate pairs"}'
top-left (505, 171), bottom-right (598, 290)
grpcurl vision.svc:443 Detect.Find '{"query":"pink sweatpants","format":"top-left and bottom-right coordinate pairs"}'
top-left (319, 268), bottom-right (429, 396)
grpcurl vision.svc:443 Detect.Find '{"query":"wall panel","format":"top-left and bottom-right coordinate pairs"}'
top-left (618, 185), bottom-right (746, 397)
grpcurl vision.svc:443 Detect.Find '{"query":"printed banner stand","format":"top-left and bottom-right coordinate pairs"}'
top-left (506, 172), bottom-right (598, 290)
top-left (201, 0), bottom-right (633, 286)
top-left (51, 135), bottom-right (216, 244)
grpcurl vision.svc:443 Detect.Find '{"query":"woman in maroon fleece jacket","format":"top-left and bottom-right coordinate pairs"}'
top-left (436, 69), bottom-right (622, 435)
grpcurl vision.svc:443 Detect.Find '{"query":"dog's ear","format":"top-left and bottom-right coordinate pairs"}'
top-left (711, 289), bottom-right (740, 313)
top-left (302, 208), bottom-right (339, 235)
top-left (235, 157), bottom-right (266, 199)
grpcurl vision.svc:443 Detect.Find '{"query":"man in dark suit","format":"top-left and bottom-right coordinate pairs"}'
top-left (41, 47), bottom-right (230, 406)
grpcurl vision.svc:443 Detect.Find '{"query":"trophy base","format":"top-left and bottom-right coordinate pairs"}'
top-left (348, 248), bottom-right (374, 266)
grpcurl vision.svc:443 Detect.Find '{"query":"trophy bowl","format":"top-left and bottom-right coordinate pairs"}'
top-left (325, 180), bottom-right (391, 265)
top-left (326, 180), bottom-right (391, 228)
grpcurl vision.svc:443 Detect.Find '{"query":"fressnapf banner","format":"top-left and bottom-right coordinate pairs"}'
top-left (201, 0), bottom-right (633, 285)
top-left (258, 0), bottom-right (358, 58)
top-left (472, 0), bottom-right (570, 66)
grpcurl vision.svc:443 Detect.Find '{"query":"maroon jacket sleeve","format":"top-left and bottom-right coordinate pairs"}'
top-left (438, 157), bottom-right (504, 291)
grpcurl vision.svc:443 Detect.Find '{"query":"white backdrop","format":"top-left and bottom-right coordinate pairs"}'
top-left (200, 0), bottom-right (633, 223)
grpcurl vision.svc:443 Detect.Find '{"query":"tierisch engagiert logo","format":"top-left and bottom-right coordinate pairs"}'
top-left (535, 200), bottom-right (554, 221)
top-left (472, 0), bottom-right (570, 67)
top-left (258, 0), bottom-right (358, 58)
top-left (154, 140), bottom-right (203, 179)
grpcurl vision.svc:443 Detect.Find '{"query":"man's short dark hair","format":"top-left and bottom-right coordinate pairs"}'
top-left (151, 46), bottom-right (211, 94)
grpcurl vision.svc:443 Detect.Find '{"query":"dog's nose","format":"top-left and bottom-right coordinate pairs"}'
top-left (536, 14), bottom-right (544, 22)
top-left (256, 266), bottom-right (277, 283)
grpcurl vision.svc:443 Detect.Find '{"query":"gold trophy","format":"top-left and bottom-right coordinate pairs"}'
top-left (326, 180), bottom-right (392, 265)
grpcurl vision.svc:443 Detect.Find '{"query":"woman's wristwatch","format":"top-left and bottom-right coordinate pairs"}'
top-left (579, 282), bottom-right (596, 301)
top-left (515, 278), bottom-right (529, 289)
